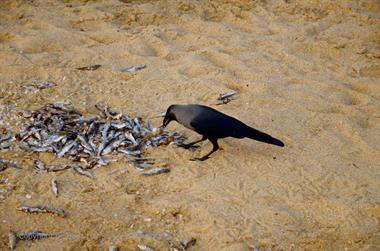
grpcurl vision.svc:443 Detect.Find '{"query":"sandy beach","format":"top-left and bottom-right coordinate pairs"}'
top-left (1, 0), bottom-right (380, 250)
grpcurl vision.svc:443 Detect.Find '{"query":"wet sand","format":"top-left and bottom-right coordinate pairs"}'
top-left (1, 0), bottom-right (380, 250)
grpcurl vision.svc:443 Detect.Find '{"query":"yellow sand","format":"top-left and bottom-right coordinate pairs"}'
top-left (0, 0), bottom-right (380, 250)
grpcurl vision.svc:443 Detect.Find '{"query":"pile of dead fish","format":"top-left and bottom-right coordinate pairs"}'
top-left (15, 101), bottom-right (185, 171)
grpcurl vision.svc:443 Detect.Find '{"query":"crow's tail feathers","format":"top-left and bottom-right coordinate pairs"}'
top-left (245, 126), bottom-right (285, 147)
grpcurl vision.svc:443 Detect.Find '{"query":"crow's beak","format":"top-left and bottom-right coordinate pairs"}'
top-left (162, 115), bottom-right (170, 127)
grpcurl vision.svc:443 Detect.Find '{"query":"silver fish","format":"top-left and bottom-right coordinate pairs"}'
top-left (217, 92), bottom-right (237, 104)
top-left (77, 134), bottom-right (95, 155)
top-left (118, 148), bottom-right (141, 156)
top-left (73, 165), bottom-right (93, 178)
top-left (110, 122), bottom-right (129, 130)
top-left (0, 159), bottom-right (21, 172)
top-left (0, 141), bottom-right (12, 149)
top-left (17, 205), bottom-right (66, 217)
top-left (96, 156), bottom-right (116, 166)
top-left (23, 144), bottom-right (53, 152)
top-left (138, 244), bottom-right (155, 251)
top-left (132, 157), bottom-right (155, 162)
top-left (43, 134), bottom-right (65, 146)
top-left (218, 91), bottom-right (236, 101)
top-left (47, 164), bottom-right (72, 172)
top-left (141, 167), bottom-right (170, 176)
top-left (33, 158), bottom-right (46, 172)
top-left (51, 179), bottom-right (58, 197)
top-left (125, 132), bottom-right (137, 146)
top-left (180, 238), bottom-right (196, 249)
top-left (18, 231), bottom-right (56, 240)
top-left (101, 137), bottom-right (126, 156)
top-left (57, 140), bottom-right (76, 157)
top-left (0, 128), bottom-right (12, 143)
top-left (9, 231), bottom-right (17, 251)
top-left (122, 64), bottom-right (146, 73)
top-left (95, 102), bottom-right (122, 119)
top-left (29, 80), bottom-right (56, 90)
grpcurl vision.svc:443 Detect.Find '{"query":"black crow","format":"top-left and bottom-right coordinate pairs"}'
top-left (163, 104), bottom-right (284, 161)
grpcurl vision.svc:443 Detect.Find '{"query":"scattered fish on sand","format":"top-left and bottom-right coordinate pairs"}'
top-left (76, 64), bottom-right (101, 71)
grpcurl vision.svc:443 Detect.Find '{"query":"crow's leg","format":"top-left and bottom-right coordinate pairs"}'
top-left (191, 137), bottom-right (219, 161)
top-left (180, 135), bottom-right (207, 149)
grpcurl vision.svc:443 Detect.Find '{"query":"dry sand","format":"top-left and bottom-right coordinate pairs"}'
top-left (1, 0), bottom-right (380, 250)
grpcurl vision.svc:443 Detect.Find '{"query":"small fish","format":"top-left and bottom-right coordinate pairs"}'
top-left (0, 141), bottom-right (12, 149)
top-left (131, 157), bottom-right (155, 163)
top-left (141, 167), bottom-right (170, 176)
top-left (95, 102), bottom-right (122, 119)
top-left (46, 164), bottom-right (72, 172)
top-left (101, 137), bottom-right (126, 156)
top-left (180, 238), bottom-right (197, 249)
top-left (43, 134), bottom-right (65, 146)
top-left (51, 179), bottom-right (58, 197)
top-left (23, 144), bottom-right (53, 152)
top-left (96, 156), bottom-right (116, 166)
top-left (33, 158), bottom-right (46, 172)
top-left (138, 244), bottom-right (156, 251)
top-left (17, 205), bottom-right (66, 217)
top-left (18, 231), bottom-right (56, 240)
top-left (76, 64), bottom-right (101, 71)
top-left (57, 140), bottom-right (76, 157)
top-left (0, 128), bottom-right (12, 143)
top-left (30, 80), bottom-right (56, 90)
top-left (9, 231), bottom-right (17, 251)
top-left (118, 148), bottom-right (141, 156)
top-left (217, 92), bottom-right (237, 104)
top-left (19, 110), bottom-right (32, 118)
top-left (125, 132), bottom-right (137, 146)
top-left (0, 159), bottom-right (21, 172)
top-left (122, 64), bottom-right (146, 73)
top-left (73, 165), bottom-right (93, 178)
top-left (109, 246), bottom-right (119, 251)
